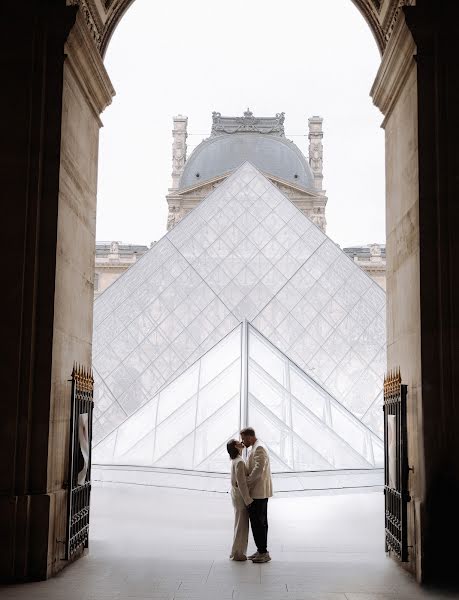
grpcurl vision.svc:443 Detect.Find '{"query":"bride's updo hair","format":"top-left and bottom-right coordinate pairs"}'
top-left (227, 439), bottom-right (239, 460)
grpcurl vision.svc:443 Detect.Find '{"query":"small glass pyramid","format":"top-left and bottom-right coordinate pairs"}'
top-left (92, 322), bottom-right (383, 471)
top-left (93, 162), bottom-right (386, 462)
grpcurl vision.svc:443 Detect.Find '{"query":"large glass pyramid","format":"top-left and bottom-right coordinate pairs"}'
top-left (93, 162), bottom-right (386, 465)
top-left (93, 322), bottom-right (383, 471)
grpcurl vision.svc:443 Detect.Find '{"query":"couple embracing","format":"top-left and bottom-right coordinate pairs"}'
top-left (226, 427), bottom-right (273, 564)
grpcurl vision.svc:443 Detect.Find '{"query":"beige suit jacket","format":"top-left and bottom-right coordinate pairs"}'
top-left (246, 441), bottom-right (273, 499)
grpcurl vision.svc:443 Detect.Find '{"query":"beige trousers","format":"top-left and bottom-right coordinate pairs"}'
top-left (230, 487), bottom-right (249, 559)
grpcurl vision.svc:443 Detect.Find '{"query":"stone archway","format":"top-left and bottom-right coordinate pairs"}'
top-left (2, 0), bottom-right (459, 587)
top-left (98, 0), bottom-right (387, 57)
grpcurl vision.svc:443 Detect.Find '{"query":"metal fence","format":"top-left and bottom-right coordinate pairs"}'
top-left (383, 368), bottom-right (410, 561)
top-left (65, 365), bottom-right (94, 560)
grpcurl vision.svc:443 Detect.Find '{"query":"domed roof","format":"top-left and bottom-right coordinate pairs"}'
top-left (179, 116), bottom-right (315, 191)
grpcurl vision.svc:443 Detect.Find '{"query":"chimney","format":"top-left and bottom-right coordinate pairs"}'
top-left (308, 116), bottom-right (323, 192)
top-left (171, 115), bottom-right (188, 189)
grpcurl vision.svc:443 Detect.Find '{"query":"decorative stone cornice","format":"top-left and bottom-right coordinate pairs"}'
top-left (65, 10), bottom-right (115, 119)
top-left (381, 0), bottom-right (416, 45)
top-left (67, 0), bottom-right (104, 48)
top-left (370, 8), bottom-right (416, 122)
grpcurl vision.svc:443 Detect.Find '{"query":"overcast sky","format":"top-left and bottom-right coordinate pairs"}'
top-left (97, 0), bottom-right (385, 249)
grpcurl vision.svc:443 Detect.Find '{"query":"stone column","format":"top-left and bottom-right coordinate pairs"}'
top-left (0, 2), bottom-right (114, 581)
top-left (171, 114), bottom-right (188, 189)
top-left (166, 115), bottom-right (188, 230)
top-left (308, 115), bottom-right (323, 191)
top-left (403, 1), bottom-right (459, 584)
top-left (372, 1), bottom-right (459, 584)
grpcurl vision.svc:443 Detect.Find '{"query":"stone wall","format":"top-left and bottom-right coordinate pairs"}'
top-left (43, 12), bottom-right (113, 577)
top-left (372, 11), bottom-right (421, 579)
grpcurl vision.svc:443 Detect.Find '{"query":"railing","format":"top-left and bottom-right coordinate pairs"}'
top-left (383, 368), bottom-right (410, 561)
top-left (65, 365), bottom-right (94, 560)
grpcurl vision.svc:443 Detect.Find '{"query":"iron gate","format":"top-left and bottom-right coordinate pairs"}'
top-left (66, 365), bottom-right (94, 560)
top-left (383, 368), bottom-right (409, 561)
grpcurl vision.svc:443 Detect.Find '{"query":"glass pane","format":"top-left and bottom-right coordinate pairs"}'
top-left (154, 429), bottom-right (195, 470)
top-left (156, 363), bottom-right (200, 424)
top-left (289, 366), bottom-right (327, 421)
top-left (249, 364), bottom-right (290, 424)
top-left (115, 430), bottom-right (156, 466)
top-left (197, 362), bottom-right (240, 425)
top-left (193, 399), bottom-right (240, 468)
top-left (291, 400), bottom-right (370, 469)
top-left (153, 396), bottom-right (197, 462)
top-left (249, 329), bottom-right (287, 386)
top-left (248, 399), bottom-right (294, 471)
top-left (114, 398), bottom-right (158, 457)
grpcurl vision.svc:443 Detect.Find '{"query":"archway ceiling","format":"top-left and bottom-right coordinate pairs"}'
top-left (80, 0), bottom-right (405, 58)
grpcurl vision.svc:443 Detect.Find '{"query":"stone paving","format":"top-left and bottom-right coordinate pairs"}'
top-left (1, 483), bottom-right (457, 599)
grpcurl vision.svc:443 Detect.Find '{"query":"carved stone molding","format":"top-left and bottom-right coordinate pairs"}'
top-left (370, 7), bottom-right (416, 121)
top-left (381, 0), bottom-right (416, 44)
top-left (65, 10), bottom-right (115, 119)
top-left (67, 0), bottom-right (104, 48)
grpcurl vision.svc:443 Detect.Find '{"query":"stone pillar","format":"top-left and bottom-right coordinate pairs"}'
top-left (308, 115), bottom-right (323, 191)
top-left (171, 114), bottom-right (188, 189)
top-left (0, 2), bottom-right (114, 581)
top-left (372, 0), bottom-right (459, 584)
top-left (404, 1), bottom-right (459, 584)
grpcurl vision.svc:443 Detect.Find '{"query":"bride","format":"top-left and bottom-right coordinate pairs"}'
top-left (226, 438), bottom-right (253, 561)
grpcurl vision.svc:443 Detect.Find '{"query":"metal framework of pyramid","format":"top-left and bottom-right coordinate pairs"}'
top-left (92, 322), bottom-right (383, 472)
top-left (93, 162), bottom-right (386, 471)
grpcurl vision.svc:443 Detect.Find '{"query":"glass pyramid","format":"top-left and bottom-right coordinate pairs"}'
top-left (92, 325), bottom-right (242, 472)
top-left (93, 162), bottom-right (386, 456)
top-left (92, 322), bottom-right (383, 472)
top-left (247, 325), bottom-right (383, 471)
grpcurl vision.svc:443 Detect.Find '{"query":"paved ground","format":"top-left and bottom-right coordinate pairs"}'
top-left (1, 482), bottom-right (457, 599)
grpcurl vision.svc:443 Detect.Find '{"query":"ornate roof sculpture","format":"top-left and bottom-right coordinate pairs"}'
top-left (211, 109), bottom-right (285, 137)
top-left (92, 163), bottom-right (386, 470)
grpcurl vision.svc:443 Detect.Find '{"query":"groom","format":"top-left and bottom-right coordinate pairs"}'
top-left (240, 427), bottom-right (273, 563)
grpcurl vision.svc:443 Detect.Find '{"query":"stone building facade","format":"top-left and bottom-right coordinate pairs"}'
top-left (166, 110), bottom-right (328, 231)
top-left (343, 243), bottom-right (386, 290)
top-left (94, 241), bottom-right (149, 298)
